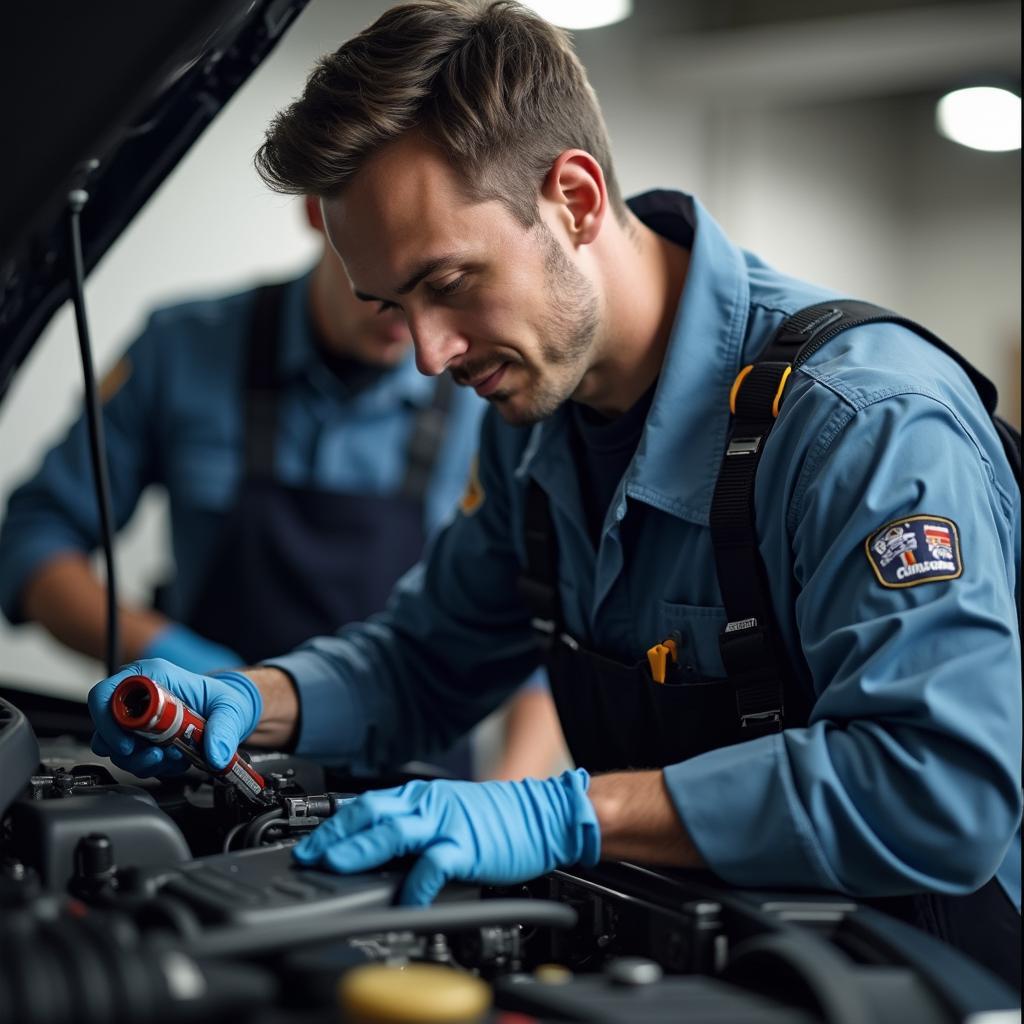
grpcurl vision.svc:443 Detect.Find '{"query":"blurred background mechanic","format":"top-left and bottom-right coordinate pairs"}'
top-left (0, 195), bottom-right (567, 780)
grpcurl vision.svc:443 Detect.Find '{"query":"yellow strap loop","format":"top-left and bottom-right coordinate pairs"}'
top-left (771, 365), bottom-right (793, 418)
top-left (729, 365), bottom-right (754, 415)
top-left (729, 364), bottom-right (794, 418)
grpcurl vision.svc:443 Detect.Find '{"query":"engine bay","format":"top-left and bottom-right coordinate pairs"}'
top-left (1, 690), bottom-right (1016, 1024)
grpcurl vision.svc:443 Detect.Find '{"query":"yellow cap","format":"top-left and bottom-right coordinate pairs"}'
top-left (338, 963), bottom-right (491, 1024)
top-left (533, 963), bottom-right (573, 985)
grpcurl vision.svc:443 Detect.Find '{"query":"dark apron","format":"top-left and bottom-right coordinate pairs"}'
top-left (519, 480), bottom-right (1020, 989)
top-left (182, 283), bottom-right (473, 777)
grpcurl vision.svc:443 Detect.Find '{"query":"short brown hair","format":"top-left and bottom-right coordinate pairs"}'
top-left (254, 0), bottom-right (626, 226)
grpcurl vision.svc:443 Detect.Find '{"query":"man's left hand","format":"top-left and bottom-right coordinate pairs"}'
top-left (292, 769), bottom-right (601, 905)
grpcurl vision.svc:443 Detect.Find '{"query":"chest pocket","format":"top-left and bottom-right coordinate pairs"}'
top-left (658, 600), bottom-right (728, 680)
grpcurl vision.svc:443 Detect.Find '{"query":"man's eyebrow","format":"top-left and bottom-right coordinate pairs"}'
top-left (354, 253), bottom-right (468, 304)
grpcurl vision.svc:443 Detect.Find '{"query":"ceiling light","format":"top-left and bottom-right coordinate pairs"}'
top-left (935, 86), bottom-right (1021, 152)
top-left (522, 0), bottom-right (633, 31)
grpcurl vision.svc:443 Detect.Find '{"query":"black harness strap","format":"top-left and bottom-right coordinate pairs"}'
top-left (400, 372), bottom-right (455, 503)
top-left (516, 298), bottom-right (1018, 738)
top-left (789, 301), bottom-right (1019, 482)
top-left (710, 298), bottom-right (1019, 734)
top-left (519, 478), bottom-right (565, 647)
top-left (707, 309), bottom-right (834, 735)
top-left (243, 281), bottom-right (456, 500)
top-left (243, 283), bottom-right (286, 479)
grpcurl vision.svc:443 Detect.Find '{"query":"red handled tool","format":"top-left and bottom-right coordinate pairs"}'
top-left (111, 674), bottom-right (268, 803)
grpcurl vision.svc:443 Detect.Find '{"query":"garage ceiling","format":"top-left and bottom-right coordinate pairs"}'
top-left (582, 0), bottom-right (1020, 104)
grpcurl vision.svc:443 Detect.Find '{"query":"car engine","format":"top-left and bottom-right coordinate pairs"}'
top-left (0, 690), bottom-right (1016, 1024)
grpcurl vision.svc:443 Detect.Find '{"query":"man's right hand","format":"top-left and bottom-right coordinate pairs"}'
top-left (87, 659), bottom-right (262, 778)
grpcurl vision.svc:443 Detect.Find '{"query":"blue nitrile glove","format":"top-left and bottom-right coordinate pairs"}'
top-left (292, 768), bottom-right (601, 905)
top-left (87, 659), bottom-right (262, 779)
top-left (141, 623), bottom-right (242, 675)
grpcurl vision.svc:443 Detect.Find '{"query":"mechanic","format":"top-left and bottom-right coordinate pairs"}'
top-left (86, 0), bottom-right (1021, 985)
top-left (1, 193), bottom-right (564, 780)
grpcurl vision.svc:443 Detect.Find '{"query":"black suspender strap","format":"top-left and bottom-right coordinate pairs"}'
top-left (788, 300), bottom-right (997, 409)
top-left (517, 478), bottom-right (564, 646)
top-left (243, 282), bottom-right (288, 479)
top-left (788, 301), bottom-right (1018, 483)
top-left (399, 373), bottom-right (455, 503)
top-left (709, 298), bottom-right (1017, 736)
top-left (784, 300), bottom-right (1016, 483)
top-left (513, 298), bottom-right (1017, 740)
top-left (710, 303), bottom-right (857, 734)
top-left (247, 281), bottom-right (457, 501)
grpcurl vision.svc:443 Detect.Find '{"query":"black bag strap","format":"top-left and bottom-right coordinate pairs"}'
top-left (517, 478), bottom-right (565, 647)
top-left (788, 300), bottom-right (1019, 480)
top-left (153, 281), bottom-right (285, 610)
top-left (710, 298), bottom-right (1019, 736)
top-left (243, 282), bottom-right (287, 478)
top-left (400, 373), bottom-right (455, 503)
top-left (243, 281), bottom-right (457, 499)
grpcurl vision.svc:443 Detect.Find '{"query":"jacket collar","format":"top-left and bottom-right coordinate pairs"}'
top-left (520, 191), bottom-right (751, 527)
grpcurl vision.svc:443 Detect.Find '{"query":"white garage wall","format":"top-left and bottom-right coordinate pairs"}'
top-left (576, 26), bottom-right (1021, 394)
top-left (1, 1), bottom-right (1019, 696)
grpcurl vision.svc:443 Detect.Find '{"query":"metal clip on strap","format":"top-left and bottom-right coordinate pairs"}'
top-left (719, 623), bottom-right (784, 735)
top-left (726, 436), bottom-right (762, 457)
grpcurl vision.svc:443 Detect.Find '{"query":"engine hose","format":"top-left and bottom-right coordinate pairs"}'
top-left (241, 807), bottom-right (286, 848)
top-left (187, 897), bottom-right (578, 959)
top-left (0, 906), bottom-right (275, 1024)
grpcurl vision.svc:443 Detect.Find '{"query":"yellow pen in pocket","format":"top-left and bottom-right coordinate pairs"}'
top-left (646, 634), bottom-right (679, 684)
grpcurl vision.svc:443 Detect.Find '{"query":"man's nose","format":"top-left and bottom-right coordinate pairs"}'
top-left (408, 311), bottom-right (468, 377)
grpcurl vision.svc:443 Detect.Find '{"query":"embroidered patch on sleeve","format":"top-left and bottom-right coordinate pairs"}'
top-left (865, 515), bottom-right (962, 589)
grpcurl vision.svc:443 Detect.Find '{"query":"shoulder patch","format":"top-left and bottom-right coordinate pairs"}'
top-left (865, 515), bottom-right (962, 589)
top-left (458, 455), bottom-right (485, 515)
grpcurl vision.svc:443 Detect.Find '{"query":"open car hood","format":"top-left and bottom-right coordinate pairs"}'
top-left (0, 0), bottom-right (309, 402)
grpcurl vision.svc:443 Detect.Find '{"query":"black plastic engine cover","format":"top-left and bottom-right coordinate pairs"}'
top-left (10, 785), bottom-right (191, 890)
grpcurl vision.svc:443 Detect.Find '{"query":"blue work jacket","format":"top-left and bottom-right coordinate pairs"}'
top-left (268, 192), bottom-right (1021, 909)
top-left (0, 273), bottom-right (485, 623)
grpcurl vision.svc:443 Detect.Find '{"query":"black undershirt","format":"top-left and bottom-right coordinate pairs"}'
top-left (566, 191), bottom-right (696, 549)
top-left (570, 380), bottom-right (657, 547)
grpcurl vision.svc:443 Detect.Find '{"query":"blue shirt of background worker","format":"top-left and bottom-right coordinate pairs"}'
top-left (0, 274), bottom-right (478, 633)
top-left (0, 199), bottom-right (567, 780)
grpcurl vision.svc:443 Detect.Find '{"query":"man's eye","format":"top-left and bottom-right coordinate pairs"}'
top-left (431, 275), bottom-right (466, 297)
top-left (376, 299), bottom-right (399, 314)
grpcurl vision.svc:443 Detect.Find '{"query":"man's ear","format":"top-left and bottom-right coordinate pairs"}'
top-left (541, 150), bottom-right (607, 247)
top-left (305, 194), bottom-right (326, 233)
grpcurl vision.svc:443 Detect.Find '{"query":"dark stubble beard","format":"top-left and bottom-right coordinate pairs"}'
top-left (495, 222), bottom-right (601, 426)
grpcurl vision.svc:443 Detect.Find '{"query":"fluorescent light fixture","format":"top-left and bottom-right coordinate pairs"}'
top-left (523, 0), bottom-right (633, 31)
top-left (935, 87), bottom-right (1021, 152)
